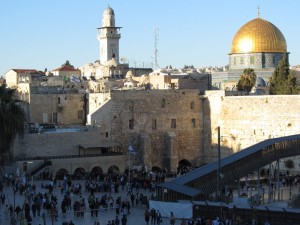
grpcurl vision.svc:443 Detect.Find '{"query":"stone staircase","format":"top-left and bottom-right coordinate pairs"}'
top-left (26, 160), bottom-right (52, 177)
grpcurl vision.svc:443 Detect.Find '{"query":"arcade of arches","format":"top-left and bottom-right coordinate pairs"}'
top-left (54, 165), bottom-right (120, 179)
top-left (53, 160), bottom-right (193, 180)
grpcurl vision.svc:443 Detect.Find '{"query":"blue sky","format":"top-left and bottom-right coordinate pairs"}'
top-left (1, 0), bottom-right (300, 76)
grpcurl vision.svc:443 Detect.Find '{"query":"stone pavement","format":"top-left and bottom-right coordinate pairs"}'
top-left (0, 180), bottom-right (169, 225)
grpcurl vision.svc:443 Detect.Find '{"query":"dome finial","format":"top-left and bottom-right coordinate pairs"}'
top-left (257, 6), bottom-right (260, 18)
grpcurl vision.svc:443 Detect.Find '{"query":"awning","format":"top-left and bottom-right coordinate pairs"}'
top-left (158, 182), bottom-right (202, 197)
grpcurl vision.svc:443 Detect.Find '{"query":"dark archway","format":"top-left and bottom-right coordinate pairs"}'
top-left (90, 166), bottom-right (103, 179)
top-left (90, 166), bottom-right (103, 175)
top-left (178, 159), bottom-right (193, 175)
top-left (56, 168), bottom-right (69, 180)
top-left (73, 167), bottom-right (86, 180)
top-left (179, 159), bottom-right (192, 167)
top-left (107, 165), bottom-right (120, 175)
top-left (152, 166), bottom-right (163, 173)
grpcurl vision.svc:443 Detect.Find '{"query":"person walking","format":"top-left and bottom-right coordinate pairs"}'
top-left (156, 210), bottom-right (162, 225)
top-left (151, 208), bottom-right (156, 224)
top-left (145, 208), bottom-right (150, 225)
top-left (121, 214), bottom-right (127, 225)
top-left (170, 212), bottom-right (176, 225)
top-left (180, 218), bottom-right (187, 225)
top-left (115, 215), bottom-right (120, 225)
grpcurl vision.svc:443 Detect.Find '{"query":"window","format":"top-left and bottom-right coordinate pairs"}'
top-left (234, 57), bottom-right (236, 65)
top-left (152, 119), bottom-right (157, 130)
top-left (106, 132), bottom-right (109, 137)
top-left (129, 118), bottom-right (134, 129)
top-left (129, 102), bottom-right (133, 111)
top-left (250, 56), bottom-right (254, 64)
top-left (190, 101), bottom-right (195, 109)
top-left (240, 57), bottom-right (244, 64)
top-left (192, 118), bottom-right (196, 128)
top-left (78, 110), bottom-right (83, 119)
top-left (58, 97), bottom-right (61, 104)
top-left (171, 119), bottom-right (176, 128)
top-left (42, 113), bottom-right (48, 123)
top-left (52, 113), bottom-right (58, 123)
top-left (161, 98), bottom-right (166, 108)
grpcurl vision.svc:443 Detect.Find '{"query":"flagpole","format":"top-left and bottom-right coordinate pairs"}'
top-left (128, 146), bottom-right (130, 185)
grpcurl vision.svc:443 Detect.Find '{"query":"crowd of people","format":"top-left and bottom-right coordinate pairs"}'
top-left (0, 168), bottom-right (179, 225)
top-left (1, 168), bottom-right (299, 225)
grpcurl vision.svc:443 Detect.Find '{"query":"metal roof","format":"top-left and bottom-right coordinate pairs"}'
top-left (173, 134), bottom-right (300, 185)
top-left (159, 134), bottom-right (300, 197)
top-left (159, 182), bottom-right (202, 197)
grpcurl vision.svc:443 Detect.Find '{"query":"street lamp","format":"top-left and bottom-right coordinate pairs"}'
top-left (217, 126), bottom-right (221, 201)
top-left (10, 185), bottom-right (17, 225)
top-left (217, 126), bottom-right (223, 219)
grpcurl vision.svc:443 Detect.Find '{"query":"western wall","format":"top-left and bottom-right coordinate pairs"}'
top-left (12, 89), bottom-right (300, 175)
top-left (206, 91), bottom-right (300, 166)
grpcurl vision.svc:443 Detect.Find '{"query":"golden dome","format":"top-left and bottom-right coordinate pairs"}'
top-left (231, 18), bottom-right (287, 54)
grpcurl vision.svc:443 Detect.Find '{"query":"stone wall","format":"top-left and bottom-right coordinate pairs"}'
top-left (29, 93), bottom-right (86, 125)
top-left (90, 89), bottom-right (203, 171)
top-left (13, 129), bottom-right (105, 158)
top-left (16, 155), bottom-right (125, 176)
top-left (206, 90), bottom-right (300, 162)
top-left (13, 89), bottom-right (300, 174)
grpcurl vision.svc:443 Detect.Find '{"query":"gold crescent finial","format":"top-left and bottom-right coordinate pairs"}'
top-left (257, 6), bottom-right (260, 18)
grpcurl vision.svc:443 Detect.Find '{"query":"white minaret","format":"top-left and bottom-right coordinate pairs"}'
top-left (97, 7), bottom-right (121, 64)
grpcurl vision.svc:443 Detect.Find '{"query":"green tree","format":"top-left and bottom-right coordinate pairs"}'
top-left (62, 60), bottom-right (74, 68)
top-left (0, 84), bottom-right (25, 161)
top-left (269, 54), bottom-right (297, 95)
top-left (237, 68), bottom-right (257, 93)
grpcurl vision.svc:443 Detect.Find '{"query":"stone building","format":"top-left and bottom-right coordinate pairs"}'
top-left (132, 68), bottom-right (211, 91)
top-left (51, 65), bottom-right (81, 80)
top-left (88, 89), bottom-right (203, 172)
top-left (5, 69), bottom-right (46, 88)
top-left (13, 127), bottom-right (124, 178)
top-left (79, 6), bottom-right (130, 81)
top-left (28, 92), bottom-right (86, 126)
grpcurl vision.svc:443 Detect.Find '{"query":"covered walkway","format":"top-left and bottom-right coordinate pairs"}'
top-left (157, 134), bottom-right (300, 201)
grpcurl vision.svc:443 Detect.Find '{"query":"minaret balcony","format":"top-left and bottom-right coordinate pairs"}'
top-left (97, 33), bottom-right (121, 39)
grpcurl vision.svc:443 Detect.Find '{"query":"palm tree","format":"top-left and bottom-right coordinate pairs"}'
top-left (0, 84), bottom-right (25, 162)
top-left (237, 68), bottom-right (257, 94)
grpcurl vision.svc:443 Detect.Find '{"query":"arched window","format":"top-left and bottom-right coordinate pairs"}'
top-left (190, 101), bottom-right (194, 109)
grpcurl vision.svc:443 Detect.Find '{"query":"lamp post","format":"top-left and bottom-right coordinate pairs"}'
top-left (10, 185), bottom-right (17, 225)
top-left (217, 126), bottom-right (221, 201)
top-left (217, 126), bottom-right (223, 218)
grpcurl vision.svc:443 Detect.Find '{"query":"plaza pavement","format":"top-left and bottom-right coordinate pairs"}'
top-left (1, 177), bottom-right (299, 225)
top-left (0, 180), bottom-right (165, 225)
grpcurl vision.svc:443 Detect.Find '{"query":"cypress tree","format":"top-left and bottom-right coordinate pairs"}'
top-left (269, 54), bottom-right (297, 95)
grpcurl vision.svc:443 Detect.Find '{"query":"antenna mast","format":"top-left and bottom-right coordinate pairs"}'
top-left (153, 28), bottom-right (160, 70)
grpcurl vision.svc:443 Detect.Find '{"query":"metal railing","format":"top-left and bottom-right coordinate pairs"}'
top-left (15, 152), bottom-right (123, 161)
